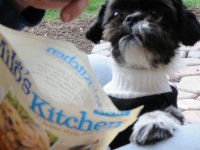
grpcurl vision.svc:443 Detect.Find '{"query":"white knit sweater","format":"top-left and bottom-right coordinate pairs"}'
top-left (104, 61), bottom-right (172, 99)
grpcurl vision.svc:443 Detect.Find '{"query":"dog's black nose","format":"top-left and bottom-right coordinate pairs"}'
top-left (125, 14), bottom-right (141, 26)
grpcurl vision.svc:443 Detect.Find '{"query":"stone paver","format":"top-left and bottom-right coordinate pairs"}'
top-left (188, 51), bottom-right (200, 59)
top-left (178, 99), bottom-right (200, 110)
top-left (170, 66), bottom-right (200, 81)
top-left (181, 58), bottom-right (200, 66)
top-left (178, 90), bottom-right (198, 100)
top-left (92, 41), bottom-right (200, 124)
top-left (177, 44), bottom-right (200, 123)
top-left (182, 111), bottom-right (200, 124)
top-left (92, 42), bottom-right (111, 53)
top-left (178, 76), bottom-right (200, 95)
top-left (92, 50), bottom-right (111, 57)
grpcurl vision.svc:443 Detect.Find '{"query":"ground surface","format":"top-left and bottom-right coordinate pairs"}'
top-left (23, 17), bottom-right (96, 54)
top-left (23, 8), bottom-right (200, 54)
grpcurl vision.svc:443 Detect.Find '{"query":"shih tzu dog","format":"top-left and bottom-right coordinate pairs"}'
top-left (86, 0), bottom-right (200, 149)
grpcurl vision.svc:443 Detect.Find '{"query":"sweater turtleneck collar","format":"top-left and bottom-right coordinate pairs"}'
top-left (104, 62), bottom-right (172, 99)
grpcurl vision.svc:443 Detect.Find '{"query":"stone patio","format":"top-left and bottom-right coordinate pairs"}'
top-left (92, 41), bottom-right (200, 124)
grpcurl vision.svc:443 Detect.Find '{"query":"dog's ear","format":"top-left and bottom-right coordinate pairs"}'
top-left (179, 10), bottom-right (200, 46)
top-left (86, 3), bottom-right (107, 44)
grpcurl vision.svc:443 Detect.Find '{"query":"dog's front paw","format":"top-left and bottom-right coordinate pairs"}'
top-left (130, 108), bottom-right (182, 145)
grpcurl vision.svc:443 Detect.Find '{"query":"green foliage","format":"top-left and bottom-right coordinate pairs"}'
top-left (46, 131), bottom-right (59, 146)
top-left (44, 0), bottom-right (105, 21)
top-left (6, 92), bottom-right (33, 120)
top-left (183, 0), bottom-right (200, 7)
top-left (45, 10), bottom-right (60, 21)
top-left (81, 0), bottom-right (105, 18)
top-left (44, 0), bottom-right (200, 21)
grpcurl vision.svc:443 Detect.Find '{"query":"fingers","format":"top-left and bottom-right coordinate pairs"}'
top-left (20, 0), bottom-right (90, 21)
top-left (60, 0), bottom-right (90, 22)
top-left (24, 0), bottom-right (70, 9)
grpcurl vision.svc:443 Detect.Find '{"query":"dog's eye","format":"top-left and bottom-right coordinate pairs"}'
top-left (113, 11), bottom-right (121, 17)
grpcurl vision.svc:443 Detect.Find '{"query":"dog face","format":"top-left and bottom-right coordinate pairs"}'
top-left (19, 120), bottom-right (50, 150)
top-left (0, 100), bottom-right (49, 150)
top-left (0, 100), bottom-right (25, 134)
top-left (86, 0), bottom-right (200, 69)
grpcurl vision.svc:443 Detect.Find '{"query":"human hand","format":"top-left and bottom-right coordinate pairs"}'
top-left (14, 0), bottom-right (90, 22)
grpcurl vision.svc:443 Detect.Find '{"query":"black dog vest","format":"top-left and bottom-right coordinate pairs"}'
top-left (109, 86), bottom-right (178, 149)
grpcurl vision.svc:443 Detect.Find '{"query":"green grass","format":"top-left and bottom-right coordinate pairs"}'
top-left (183, 0), bottom-right (200, 7)
top-left (45, 0), bottom-right (200, 21)
top-left (45, 10), bottom-right (60, 21)
top-left (82, 0), bottom-right (105, 18)
top-left (44, 0), bottom-right (105, 21)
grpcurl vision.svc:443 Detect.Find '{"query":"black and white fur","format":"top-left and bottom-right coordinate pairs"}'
top-left (86, 0), bottom-right (200, 148)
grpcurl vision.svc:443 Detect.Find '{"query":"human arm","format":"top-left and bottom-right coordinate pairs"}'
top-left (0, 0), bottom-right (45, 30)
top-left (13, 0), bottom-right (90, 22)
top-left (0, 0), bottom-right (89, 30)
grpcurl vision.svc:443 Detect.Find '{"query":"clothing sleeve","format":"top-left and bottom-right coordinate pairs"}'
top-left (0, 0), bottom-right (45, 30)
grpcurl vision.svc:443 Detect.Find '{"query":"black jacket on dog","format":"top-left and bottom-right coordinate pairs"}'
top-left (109, 86), bottom-right (178, 149)
top-left (85, 0), bottom-right (200, 147)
